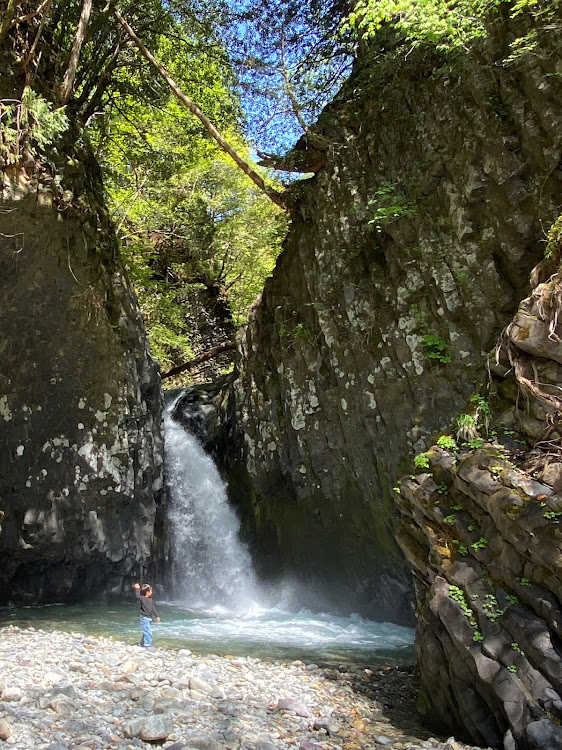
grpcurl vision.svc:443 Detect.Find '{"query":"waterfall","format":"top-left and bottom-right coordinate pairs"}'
top-left (164, 396), bottom-right (257, 612)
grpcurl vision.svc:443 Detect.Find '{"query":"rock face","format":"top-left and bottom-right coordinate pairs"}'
top-left (0, 131), bottom-right (164, 602)
top-left (396, 270), bottom-right (562, 749)
top-left (230, 20), bottom-right (562, 621)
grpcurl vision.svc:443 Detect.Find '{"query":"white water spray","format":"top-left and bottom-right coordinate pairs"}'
top-left (164, 397), bottom-right (257, 612)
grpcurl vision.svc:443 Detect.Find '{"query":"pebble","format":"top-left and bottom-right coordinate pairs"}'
top-left (0, 626), bottom-right (492, 750)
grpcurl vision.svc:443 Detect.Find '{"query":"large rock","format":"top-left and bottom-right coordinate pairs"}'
top-left (226, 16), bottom-right (562, 621)
top-left (124, 714), bottom-right (173, 742)
top-left (396, 271), bottom-right (562, 746)
top-left (0, 64), bottom-right (163, 602)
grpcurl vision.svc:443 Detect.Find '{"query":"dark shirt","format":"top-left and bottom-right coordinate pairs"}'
top-left (135, 589), bottom-right (159, 619)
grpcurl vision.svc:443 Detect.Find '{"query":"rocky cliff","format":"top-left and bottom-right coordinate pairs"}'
top-left (397, 266), bottom-right (562, 749)
top-left (0, 99), bottom-right (164, 602)
top-left (230, 13), bottom-right (562, 625)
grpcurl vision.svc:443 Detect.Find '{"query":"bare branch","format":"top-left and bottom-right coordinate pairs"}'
top-left (12, 0), bottom-right (50, 25)
top-left (0, 0), bottom-right (19, 43)
top-left (109, 1), bottom-right (289, 211)
top-left (161, 342), bottom-right (236, 380)
top-left (60, 0), bottom-right (93, 104)
top-left (21, 0), bottom-right (53, 70)
top-left (78, 36), bottom-right (122, 123)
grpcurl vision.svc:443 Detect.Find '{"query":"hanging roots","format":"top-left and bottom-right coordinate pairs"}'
top-left (496, 272), bottom-right (562, 447)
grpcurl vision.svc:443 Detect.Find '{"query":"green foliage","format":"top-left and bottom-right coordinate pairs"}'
top-left (471, 537), bottom-right (488, 550)
top-left (506, 594), bottom-right (519, 605)
top-left (516, 576), bottom-right (532, 587)
top-left (456, 392), bottom-right (492, 443)
top-left (482, 593), bottom-right (506, 622)
top-left (0, 89), bottom-right (68, 165)
top-left (443, 514), bottom-right (457, 525)
top-left (449, 585), bottom-right (473, 617)
top-left (503, 1), bottom-right (562, 66)
top-left (436, 435), bottom-right (458, 451)
top-left (92, 28), bottom-right (287, 378)
top-left (344, 0), bottom-right (553, 56)
top-left (545, 214), bottom-right (562, 264)
top-left (414, 451), bottom-right (431, 469)
top-left (452, 539), bottom-right (468, 556)
top-left (423, 334), bottom-right (451, 363)
top-left (345, 0), bottom-right (493, 52)
top-left (469, 393), bottom-right (492, 417)
top-left (468, 437), bottom-right (485, 448)
top-left (280, 322), bottom-right (315, 344)
top-left (367, 182), bottom-right (418, 231)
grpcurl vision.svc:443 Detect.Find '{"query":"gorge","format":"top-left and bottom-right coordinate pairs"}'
top-left (2, 2), bottom-right (562, 749)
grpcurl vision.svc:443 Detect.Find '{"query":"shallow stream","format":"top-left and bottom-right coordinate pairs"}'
top-left (0, 601), bottom-right (415, 668)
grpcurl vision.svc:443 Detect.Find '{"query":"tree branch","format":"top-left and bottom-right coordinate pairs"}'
top-left (109, 1), bottom-right (289, 211)
top-left (60, 0), bottom-right (93, 104)
top-left (0, 0), bottom-right (19, 44)
top-left (161, 341), bottom-right (236, 380)
top-left (78, 36), bottom-right (123, 123)
top-left (12, 0), bottom-right (49, 26)
top-left (20, 0), bottom-right (53, 71)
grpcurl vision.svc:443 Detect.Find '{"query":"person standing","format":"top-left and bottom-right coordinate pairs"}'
top-left (133, 582), bottom-right (161, 648)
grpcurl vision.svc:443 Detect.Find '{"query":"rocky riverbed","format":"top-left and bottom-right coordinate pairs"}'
top-left (0, 626), bottom-right (491, 750)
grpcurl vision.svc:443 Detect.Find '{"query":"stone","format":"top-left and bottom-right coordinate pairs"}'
top-left (52, 684), bottom-right (79, 699)
top-left (49, 694), bottom-right (78, 715)
top-left (1, 686), bottom-right (23, 701)
top-left (313, 717), bottom-right (340, 734)
top-left (123, 714), bottom-right (173, 742)
top-left (277, 697), bottom-right (310, 716)
top-left (0, 719), bottom-right (14, 740)
top-left (524, 718), bottom-right (562, 748)
top-left (189, 676), bottom-right (213, 694)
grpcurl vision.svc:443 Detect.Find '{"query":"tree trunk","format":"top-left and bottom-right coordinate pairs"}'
top-left (110, 3), bottom-right (288, 211)
top-left (161, 341), bottom-right (236, 380)
top-left (60, 0), bottom-right (93, 104)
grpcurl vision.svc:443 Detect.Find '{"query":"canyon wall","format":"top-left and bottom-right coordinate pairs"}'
top-left (229, 16), bottom-right (562, 625)
top-left (396, 269), bottom-right (562, 749)
top-left (0, 107), bottom-right (164, 602)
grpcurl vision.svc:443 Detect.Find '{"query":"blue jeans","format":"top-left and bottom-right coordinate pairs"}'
top-left (140, 616), bottom-right (152, 647)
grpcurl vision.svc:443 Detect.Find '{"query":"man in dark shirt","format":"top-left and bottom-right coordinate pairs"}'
top-left (133, 582), bottom-right (161, 648)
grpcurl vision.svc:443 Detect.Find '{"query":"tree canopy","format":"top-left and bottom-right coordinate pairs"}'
top-left (1, 0), bottom-right (555, 383)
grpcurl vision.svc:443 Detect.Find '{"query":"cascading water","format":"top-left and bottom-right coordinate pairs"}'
top-left (164, 396), bottom-right (257, 612)
top-left (139, 390), bottom-right (417, 666)
top-left (0, 396), bottom-right (416, 666)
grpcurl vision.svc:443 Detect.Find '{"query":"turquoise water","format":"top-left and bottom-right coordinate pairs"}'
top-left (0, 601), bottom-right (415, 668)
